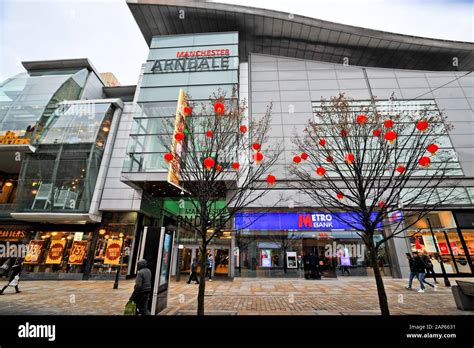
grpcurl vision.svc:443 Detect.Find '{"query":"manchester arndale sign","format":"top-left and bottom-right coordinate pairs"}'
top-left (150, 48), bottom-right (231, 74)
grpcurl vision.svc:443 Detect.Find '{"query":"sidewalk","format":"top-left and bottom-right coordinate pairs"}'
top-left (0, 277), bottom-right (472, 315)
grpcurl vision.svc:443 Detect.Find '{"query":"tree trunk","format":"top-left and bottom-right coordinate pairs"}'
top-left (283, 246), bottom-right (287, 273)
top-left (197, 237), bottom-right (207, 316)
top-left (367, 240), bottom-right (390, 316)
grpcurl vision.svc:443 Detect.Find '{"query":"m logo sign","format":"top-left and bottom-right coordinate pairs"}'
top-left (18, 322), bottom-right (56, 342)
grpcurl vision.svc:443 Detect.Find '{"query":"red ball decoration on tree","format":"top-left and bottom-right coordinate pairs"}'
top-left (254, 152), bottom-right (264, 164)
top-left (384, 119), bottom-right (394, 128)
top-left (293, 155), bottom-right (302, 164)
top-left (340, 129), bottom-right (349, 137)
top-left (336, 192), bottom-right (344, 200)
top-left (214, 101), bottom-right (225, 115)
top-left (206, 130), bottom-right (213, 138)
top-left (384, 130), bottom-right (397, 143)
top-left (345, 153), bottom-right (355, 164)
top-left (419, 156), bottom-right (431, 167)
top-left (378, 201), bottom-right (386, 209)
top-left (252, 143), bottom-right (261, 151)
top-left (427, 144), bottom-right (439, 154)
top-left (373, 128), bottom-right (382, 137)
top-left (164, 153), bottom-right (173, 164)
top-left (239, 125), bottom-right (247, 133)
top-left (203, 157), bottom-right (215, 170)
top-left (216, 164), bottom-right (223, 172)
top-left (319, 138), bottom-right (327, 146)
top-left (301, 152), bottom-right (309, 160)
top-left (316, 166), bottom-right (326, 176)
top-left (396, 165), bottom-right (406, 174)
top-left (326, 156), bottom-right (334, 163)
top-left (356, 114), bottom-right (368, 124)
top-left (183, 106), bottom-right (192, 116)
top-left (416, 120), bottom-right (429, 131)
top-left (174, 132), bottom-right (184, 142)
top-left (232, 162), bottom-right (240, 170)
top-left (266, 174), bottom-right (276, 185)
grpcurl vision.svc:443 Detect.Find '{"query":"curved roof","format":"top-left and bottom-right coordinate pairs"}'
top-left (127, 0), bottom-right (474, 71)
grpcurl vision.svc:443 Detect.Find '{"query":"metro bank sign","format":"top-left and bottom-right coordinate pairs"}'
top-left (234, 212), bottom-right (391, 231)
top-left (150, 48), bottom-right (231, 74)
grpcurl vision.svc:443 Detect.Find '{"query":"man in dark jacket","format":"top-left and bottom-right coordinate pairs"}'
top-left (187, 259), bottom-right (199, 284)
top-left (412, 252), bottom-right (427, 293)
top-left (130, 259), bottom-right (152, 315)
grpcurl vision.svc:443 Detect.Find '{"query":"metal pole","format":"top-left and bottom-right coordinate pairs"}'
top-left (427, 217), bottom-right (451, 287)
top-left (175, 220), bottom-right (181, 282)
top-left (113, 237), bottom-right (125, 289)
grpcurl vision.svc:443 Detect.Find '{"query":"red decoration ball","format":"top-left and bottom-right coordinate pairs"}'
top-left (203, 157), bottom-right (215, 169)
top-left (174, 132), bottom-right (184, 142)
top-left (214, 102), bottom-right (225, 115)
top-left (301, 152), bottom-right (309, 160)
top-left (232, 162), bottom-right (240, 170)
top-left (356, 114), bottom-right (368, 124)
top-left (337, 192), bottom-right (344, 199)
top-left (419, 156), bottom-right (431, 167)
top-left (293, 156), bottom-right (302, 164)
top-left (239, 125), bottom-right (247, 133)
top-left (206, 130), bottom-right (213, 138)
top-left (252, 143), bottom-right (261, 151)
top-left (316, 166), bottom-right (326, 176)
top-left (183, 106), bottom-right (192, 116)
top-left (164, 153), bottom-right (173, 162)
top-left (319, 138), bottom-right (327, 146)
top-left (416, 120), bottom-right (429, 131)
top-left (384, 119), bottom-right (394, 128)
top-left (427, 144), bottom-right (439, 154)
top-left (396, 165), bottom-right (406, 174)
top-left (384, 130), bottom-right (397, 142)
top-left (266, 174), bottom-right (276, 185)
top-left (254, 152), bottom-right (264, 162)
top-left (373, 128), bottom-right (382, 137)
top-left (326, 156), bottom-right (334, 163)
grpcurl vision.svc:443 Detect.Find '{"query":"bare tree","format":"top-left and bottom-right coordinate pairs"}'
top-left (160, 88), bottom-right (282, 315)
top-left (290, 93), bottom-right (460, 315)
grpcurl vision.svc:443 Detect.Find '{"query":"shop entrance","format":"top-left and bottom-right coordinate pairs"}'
top-left (176, 246), bottom-right (230, 277)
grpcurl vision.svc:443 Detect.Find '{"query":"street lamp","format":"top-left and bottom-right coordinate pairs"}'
top-left (427, 217), bottom-right (451, 287)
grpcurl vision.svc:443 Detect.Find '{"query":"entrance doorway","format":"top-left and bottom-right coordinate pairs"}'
top-left (175, 245), bottom-right (230, 277)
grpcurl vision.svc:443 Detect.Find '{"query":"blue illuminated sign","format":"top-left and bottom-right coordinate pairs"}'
top-left (234, 212), bottom-right (390, 231)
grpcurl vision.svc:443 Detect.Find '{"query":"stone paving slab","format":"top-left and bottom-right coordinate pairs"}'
top-left (0, 277), bottom-right (473, 315)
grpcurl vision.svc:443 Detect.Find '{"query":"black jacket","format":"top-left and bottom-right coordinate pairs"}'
top-left (412, 256), bottom-right (426, 273)
top-left (8, 263), bottom-right (22, 282)
top-left (134, 267), bottom-right (152, 293)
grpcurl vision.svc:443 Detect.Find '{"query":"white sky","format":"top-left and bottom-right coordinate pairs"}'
top-left (0, 0), bottom-right (472, 85)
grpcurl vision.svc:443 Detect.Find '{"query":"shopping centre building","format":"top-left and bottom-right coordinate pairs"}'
top-left (0, 0), bottom-right (473, 281)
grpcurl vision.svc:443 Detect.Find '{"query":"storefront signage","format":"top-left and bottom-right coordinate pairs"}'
top-left (438, 241), bottom-right (459, 255)
top-left (68, 241), bottom-right (88, 265)
top-left (234, 212), bottom-right (383, 231)
top-left (104, 239), bottom-right (122, 265)
top-left (422, 235), bottom-right (438, 253)
top-left (24, 240), bottom-right (44, 264)
top-left (167, 89), bottom-right (186, 190)
top-left (150, 49), bottom-right (231, 74)
top-left (0, 131), bottom-right (30, 145)
top-left (0, 230), bottom-right (26, 240)
top-left (45, 240), bottom-right (66, 264)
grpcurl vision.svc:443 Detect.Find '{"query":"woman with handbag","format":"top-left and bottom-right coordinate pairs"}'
top-left (0, 258), bottom-right (23, 295)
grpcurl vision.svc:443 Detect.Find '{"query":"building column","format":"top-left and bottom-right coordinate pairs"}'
top-left (230, 236), bottom-right (235, 278)
top-left (384, 223), bottom-right (411, 278)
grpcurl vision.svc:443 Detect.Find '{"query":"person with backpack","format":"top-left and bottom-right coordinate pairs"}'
top-left (422, 252), bottom-right (438, 284)
top-left (412, 251), bottom-right (436, 292)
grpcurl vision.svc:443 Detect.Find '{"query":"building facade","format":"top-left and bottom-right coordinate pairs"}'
top-left (0, 0), bottom-right (473, 280)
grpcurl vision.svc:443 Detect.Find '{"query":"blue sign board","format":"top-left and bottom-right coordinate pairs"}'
top-left (234, 212), bottom-right (387, 231)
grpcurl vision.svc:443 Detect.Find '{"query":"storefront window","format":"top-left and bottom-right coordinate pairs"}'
top-left (23, 231), bottom-right (92, 274)
top-left (91, 224), bottom-right (134, 275)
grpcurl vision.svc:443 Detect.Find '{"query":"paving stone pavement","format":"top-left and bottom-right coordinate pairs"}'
top-left (0, 277), bottom-right (473, 315)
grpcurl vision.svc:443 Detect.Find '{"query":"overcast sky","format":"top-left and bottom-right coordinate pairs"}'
top-left (0, 0), bottom-right (472, 85)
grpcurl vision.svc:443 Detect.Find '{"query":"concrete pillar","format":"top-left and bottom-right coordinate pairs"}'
top-left (385, 226), bottom-right (411, 279)
top-left (230, 236), bottom-right (235, 278)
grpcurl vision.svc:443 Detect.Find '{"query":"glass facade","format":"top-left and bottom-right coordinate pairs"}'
top-left (124, 32), bottom-right (239, 173)
top-left (15, 102), bottom-right (115, 213)
top-left (0, 69), bottom-right (88, 144)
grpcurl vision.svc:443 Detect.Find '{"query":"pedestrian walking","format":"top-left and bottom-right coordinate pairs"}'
top-left (129, 259), bottom-right (152, 315)
top-left (422, 252), bottom-right (438, 284)
top-left (339, 252), bottom-right (351, 276)
top-left (412, 251), bottom-right (436, 292)
top-left (0, 258), bottom-right (22, 295)
top-left (405, 253), bottom-right (422, 291)
top-left (205, 253), bottom-right (214, 281)
top-left (187, 258), bottom-right (199, 284)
